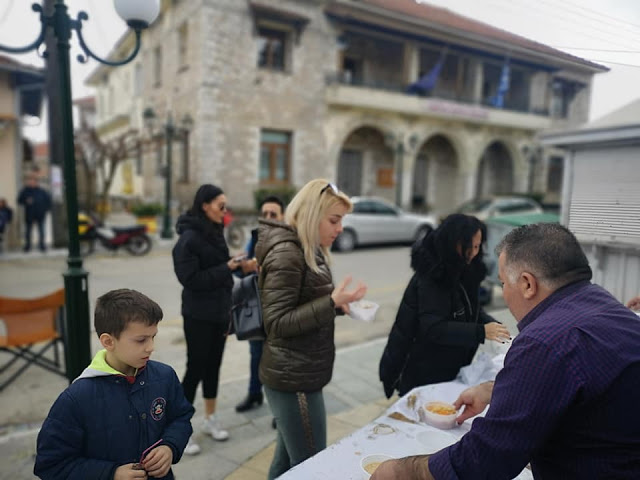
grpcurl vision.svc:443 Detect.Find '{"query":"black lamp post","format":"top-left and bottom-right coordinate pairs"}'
top-left (0, 0), bottom-right (160, 381)
top-left (143, 108), bottom-right (193, 240)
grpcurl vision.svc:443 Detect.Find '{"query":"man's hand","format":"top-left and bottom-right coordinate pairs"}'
top-left (626, 295), bottom-right (640, 311)
top-left (113, 464), bottom-right (148, 479)
top-left (142, 445), bottom-right (173, 478)
top-left (453, 381), bottom-right (494, 424)
top-left (370, 456), bottom-right (434, 480)
top-left (241, 258), bottom-right (258, 274)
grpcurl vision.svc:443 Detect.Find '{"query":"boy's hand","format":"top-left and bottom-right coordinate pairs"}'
top-left (142, 445), bottom-right (173, 478)
top-left (114, 464), bottom-right (147, 479)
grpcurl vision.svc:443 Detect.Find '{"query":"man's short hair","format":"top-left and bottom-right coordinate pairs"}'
top-left (260, 195), bottom-right (285, 214)
top-left (496, 223), bottom-right (592, 290)
top-left (94, 289), bottom-right (163, 338)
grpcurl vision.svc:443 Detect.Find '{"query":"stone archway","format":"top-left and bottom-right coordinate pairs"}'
top-left (412, 134), bottom-right (459, 212)
top-left (476, 141), bottom-right (514, 197)
top-left (337, 127), bottom-right (393, 200)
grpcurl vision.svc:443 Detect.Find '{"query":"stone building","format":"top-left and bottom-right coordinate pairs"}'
top-left (87, 0), bottom-right (607, 213)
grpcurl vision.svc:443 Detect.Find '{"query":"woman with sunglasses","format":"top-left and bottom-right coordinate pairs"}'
top-left (379, 213), bottom-right (510, 399)
top-left (255, 179), bottom-right (367, 479)
top-left (172, 184), bottom-right (245, 455)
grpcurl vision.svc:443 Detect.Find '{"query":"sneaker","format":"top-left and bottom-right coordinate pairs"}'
top-left (203, 414), bottom-right (229, 441)
top-left (183, 436), bottom-right (201, 455)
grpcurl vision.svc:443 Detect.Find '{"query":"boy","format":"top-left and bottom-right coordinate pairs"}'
top-left (35, 289), bottom-right (194, 479)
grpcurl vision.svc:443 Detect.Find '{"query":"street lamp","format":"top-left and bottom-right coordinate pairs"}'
top-left (0, 0), bottom-right (160, 382)
top-left (143, 107), bottom-right (193, 239)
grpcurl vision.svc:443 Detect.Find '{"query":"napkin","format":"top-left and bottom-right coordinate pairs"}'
top-left (348, 300), bottom-right (380, 322)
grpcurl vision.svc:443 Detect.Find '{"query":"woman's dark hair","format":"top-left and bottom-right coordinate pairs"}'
top-left (189, 184), bottom-right (224, 219)
top-left (413, 213), bottom-right (486, 284)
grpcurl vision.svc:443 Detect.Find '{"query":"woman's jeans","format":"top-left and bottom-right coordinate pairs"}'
top-left (264, 386), bottom-right (326, 479)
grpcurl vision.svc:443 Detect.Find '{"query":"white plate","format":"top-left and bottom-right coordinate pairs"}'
top-left (416, 430), bottom-right (458, 453)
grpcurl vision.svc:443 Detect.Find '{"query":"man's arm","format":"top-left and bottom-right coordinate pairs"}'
top-left (428, 336), bottom-right (585, 480)
top-left (371, 455), bottom-right (434, 480)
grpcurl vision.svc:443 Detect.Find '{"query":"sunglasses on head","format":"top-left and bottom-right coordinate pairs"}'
top-left (320, 183), bottom-right (339, 196)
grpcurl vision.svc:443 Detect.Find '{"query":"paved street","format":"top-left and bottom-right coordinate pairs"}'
top-left (0, 242), bottom-right (514, 479)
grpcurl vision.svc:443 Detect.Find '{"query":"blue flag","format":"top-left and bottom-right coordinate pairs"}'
top-left (490, 60), bottom-right (510, 108)
top-left (407, 55), bottom-right (445, 94)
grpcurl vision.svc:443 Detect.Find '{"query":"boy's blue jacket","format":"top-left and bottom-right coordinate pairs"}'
top-left (34, 351), bottom-right (194, 479)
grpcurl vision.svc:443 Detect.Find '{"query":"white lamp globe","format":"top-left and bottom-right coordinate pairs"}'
top-left (113, 0), bottom-right (160, 29)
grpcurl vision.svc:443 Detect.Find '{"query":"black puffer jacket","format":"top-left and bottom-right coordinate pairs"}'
top-left (255, 219), bottom-right (336, 393)
top-left (379, 232), bottom-right (496, 397)
top-left (172, 213), bottom-right (233, 323)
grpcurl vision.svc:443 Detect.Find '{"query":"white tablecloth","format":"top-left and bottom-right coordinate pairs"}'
top-left (279, 380), bottom-right (534, 480)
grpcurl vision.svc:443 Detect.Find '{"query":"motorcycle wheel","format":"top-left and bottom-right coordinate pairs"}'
top-left (225, 223), bottom-right (245, 249)
top-left (125, 234), bottom-right (152, 256)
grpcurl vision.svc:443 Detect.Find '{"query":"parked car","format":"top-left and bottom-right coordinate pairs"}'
top-left (334, 197), bottom-right (437, 252)
top-left (454, 196), bottom-right (543, 221)
top-left (479, 212), bottom-right (560, 305)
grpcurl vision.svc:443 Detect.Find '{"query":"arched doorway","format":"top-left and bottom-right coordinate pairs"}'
top-left (412, 135), bottom-right (458, 212)
top-left (337, 127), bottom-right (393, 201)
top-left (476, 141), bottom-right (513, 197)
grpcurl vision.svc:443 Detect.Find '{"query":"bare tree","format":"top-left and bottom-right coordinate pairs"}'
top-left (75, 128), bottom-right (141, 220)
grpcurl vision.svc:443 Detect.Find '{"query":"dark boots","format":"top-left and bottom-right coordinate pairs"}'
top-left (235, 391), bottom-right (264, 412)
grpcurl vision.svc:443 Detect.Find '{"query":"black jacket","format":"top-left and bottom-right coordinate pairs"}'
top-left (18, 186), bottom-right (51, 221)
top-left (379, 234), bottom-right (496, 397)
top-left (172, 213), bottom-right (233, 323)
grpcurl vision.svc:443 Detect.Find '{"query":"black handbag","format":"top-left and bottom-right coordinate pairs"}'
top-left (231, 274), bottom-right (265, 341)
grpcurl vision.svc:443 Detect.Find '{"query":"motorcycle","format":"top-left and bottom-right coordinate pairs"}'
top-left (78, 212), bottom-right (153, 256)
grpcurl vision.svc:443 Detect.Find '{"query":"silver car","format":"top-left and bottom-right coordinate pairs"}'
top-left (334, 197), bottom-right (437, 252)
top-left (455, 196), bottom-right (543, 221)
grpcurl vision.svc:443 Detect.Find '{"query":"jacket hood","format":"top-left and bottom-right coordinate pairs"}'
top-left (176, 212), bottom-right (205, 235)
top-left (74, 349), bottom-right (140, 382)
top-left (255, 219), bottom-right (300, 265)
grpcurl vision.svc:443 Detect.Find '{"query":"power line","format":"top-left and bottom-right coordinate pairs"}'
top-left (560, 0), bottom-right (640, 32)
top-left (588, 59), bottom-right (640, 68)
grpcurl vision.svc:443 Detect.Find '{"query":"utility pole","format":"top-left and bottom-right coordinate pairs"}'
top-left (44, 0), bottom-right (68, 248)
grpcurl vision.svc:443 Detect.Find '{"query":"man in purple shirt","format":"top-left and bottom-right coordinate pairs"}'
top-left (372, 223), bottom-right (640, 479)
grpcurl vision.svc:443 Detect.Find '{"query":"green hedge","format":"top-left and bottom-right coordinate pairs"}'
top-left (253, 186), bottom-right (298, 210)
top-left (130, 202), bottom-right (164, 217)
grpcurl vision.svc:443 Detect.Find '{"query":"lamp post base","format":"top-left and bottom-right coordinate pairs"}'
top-left (62, 261), bottom-right (91, 382)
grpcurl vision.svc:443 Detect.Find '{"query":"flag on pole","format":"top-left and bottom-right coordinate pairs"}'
top-left (407, 49), bottom-right (447, 94)
top-left (490, 59), bottom-right (510, 108)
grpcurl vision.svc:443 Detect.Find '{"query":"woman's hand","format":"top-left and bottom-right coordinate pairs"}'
top-left (241, 258), bottom-right (258, 274)
top-left (484, 322), bottom-right (511, 342)
top-left (331, 275), bottom-right (367, 311)
top-left (227, 256), bottom-right (245, 271)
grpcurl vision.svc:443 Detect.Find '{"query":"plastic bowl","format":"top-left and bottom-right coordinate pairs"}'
top-left (423, 401), bottom-right (457, 430)
top-left (360, 454), bottom-right (394, 478)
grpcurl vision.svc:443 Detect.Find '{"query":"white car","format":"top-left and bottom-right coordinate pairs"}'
top-left (334, 197), bottom-right (437, 252)
top-left (454, 196), bottom-right (543, 221)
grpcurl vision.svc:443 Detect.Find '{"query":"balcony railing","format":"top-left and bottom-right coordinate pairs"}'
top-left (326, 72), bottom-right (541, 117)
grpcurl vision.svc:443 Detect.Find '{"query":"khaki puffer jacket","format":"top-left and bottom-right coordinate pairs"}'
top-left (255, 219), bottom-right (336, 393)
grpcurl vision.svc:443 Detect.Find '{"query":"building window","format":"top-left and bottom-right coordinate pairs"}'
top-left (257, 26), bottom-right (288, 71)
top-left (153, 46), bottom-right (162, 87)
top-left (178, 134), bottom-right (190, 182)
top-left (134, 63), bottom-right (143, 96)
top-left (260, 130), bottom-right (291, 184)
top-left (178, 22), bottom-right (189, 70)
top-left (550, 79), bottom-right (580, 119)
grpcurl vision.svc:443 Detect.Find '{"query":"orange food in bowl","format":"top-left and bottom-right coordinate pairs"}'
top-left (426, 403), bottom-right (457, 415)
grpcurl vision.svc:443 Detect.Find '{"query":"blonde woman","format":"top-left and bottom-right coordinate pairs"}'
top-left (255, 179), bottom-right (367, 479)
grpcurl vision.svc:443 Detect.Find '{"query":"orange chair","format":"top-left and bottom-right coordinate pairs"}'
top-left (0, 288), bottom-right (67, 391)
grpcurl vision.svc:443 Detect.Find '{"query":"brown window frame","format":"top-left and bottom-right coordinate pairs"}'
top-left (257, 26), bottom-right (289, 71)
top-left (259, 130), bottom-right (291, 185)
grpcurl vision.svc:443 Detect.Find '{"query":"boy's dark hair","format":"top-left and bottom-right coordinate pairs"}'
top-left (260, 195), bottom-right (285, 213)
top-left (94, 289), bottom-right (163, 338)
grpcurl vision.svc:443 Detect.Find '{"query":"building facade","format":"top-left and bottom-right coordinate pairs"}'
top-left (0, 55), bottom-right (44, 250)
top-left (88, 0), bottom-right (607, 213)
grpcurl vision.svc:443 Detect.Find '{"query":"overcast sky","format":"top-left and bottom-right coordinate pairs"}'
top-left (1, 0), bottom-right (639, 142)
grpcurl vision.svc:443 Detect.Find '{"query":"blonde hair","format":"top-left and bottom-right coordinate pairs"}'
top-left (285, 179), bottom-right (352, 272)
